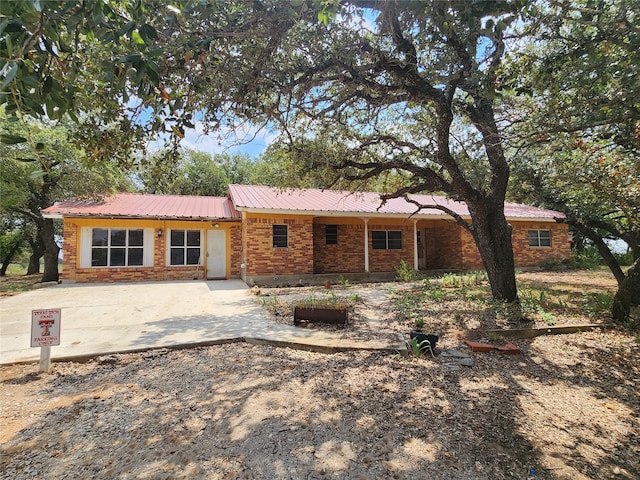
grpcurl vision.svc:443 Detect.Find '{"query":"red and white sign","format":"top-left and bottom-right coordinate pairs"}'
top-left (31, 309), bottom-right (61, 347)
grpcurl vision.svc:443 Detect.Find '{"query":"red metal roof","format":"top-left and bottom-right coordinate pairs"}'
top-left (228, 184), bottom-right (563, 220)
top-left (43, 193), bottom-right (240, 220)
top-left (43, 187), bottom-right (563, 221)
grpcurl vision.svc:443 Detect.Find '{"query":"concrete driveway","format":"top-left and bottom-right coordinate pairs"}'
top-left (0, 280), bottom-right (404, 364)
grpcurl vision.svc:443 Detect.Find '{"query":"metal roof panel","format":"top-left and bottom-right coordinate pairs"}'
top-left (43, 193), bottom-right (240, 220)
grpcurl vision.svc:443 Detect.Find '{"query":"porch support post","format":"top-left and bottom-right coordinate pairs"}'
top-left (413, 219), bottom-right (419, 271)
top-left (363, 218), bottom-right (369, 273)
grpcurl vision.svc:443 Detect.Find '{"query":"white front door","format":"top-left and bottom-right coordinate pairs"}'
top-left (206, 229), bottom-right (226, 279)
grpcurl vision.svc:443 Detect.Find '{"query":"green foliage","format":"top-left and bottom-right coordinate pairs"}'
top-left (409, 337), bottom-right (434, 359)
top-left (1, 116), bottom-right (132, 281)
top-left (293, 291), bottom-right (353, 310)
top-left (429, 289), bottom-right (446, 301)
top-left (396, 260), bottom-right (418, 282)
top-left (582, 291), bottom-right (614, 317)
top-left (349, 293), bottom-right (362, 303)
top-left (438, 271), bottom-right (487, 288)
top-left (259, 294), bottom-right (280, 310)
top-left (519, 288), bottom-right (555, 325)
top-left (539, 247), bottom-right (613, 271)
top-left (135, 148), bottom-right (255, 196)
top-left (505, 0), bottom-right (640, 321)
top-left (614, 251), bottom-right (635, 267)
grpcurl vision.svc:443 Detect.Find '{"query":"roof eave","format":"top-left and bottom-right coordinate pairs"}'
top-left (508, 216), bottom-right (564, 222)
top-left (46, 213), bottom-right (241, 221)
top-left (235, 206), bottom-right (466, 220)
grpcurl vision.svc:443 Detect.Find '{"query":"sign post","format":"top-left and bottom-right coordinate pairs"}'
top-left (31, 309), bottom-right (61, 373)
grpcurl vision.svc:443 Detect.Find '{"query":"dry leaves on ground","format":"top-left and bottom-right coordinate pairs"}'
top-left (1, 270), bottom-right (639, 480)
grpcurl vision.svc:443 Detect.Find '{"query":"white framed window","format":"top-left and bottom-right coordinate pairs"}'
top-left (528, 229), bottom-right (551, 247)
top-left (80, 227), bottom-right (154, 268)
top-left (169, 229), bottom-right (202, 265)
top-left (372, 230), bottom-right (402, 250)
top-left (273, 225), bottom-right (288, 248)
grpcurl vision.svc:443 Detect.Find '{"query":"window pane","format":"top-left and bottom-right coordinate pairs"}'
top-left (186, 230), bottom-right (200, 246)
top-left (388, 231), bottom-right (402, 250)
top-left (273, 225), bottom-right (288, 248)
top-left (170, 248), bottom-right (184, 265)
top-left (326, 225), bottom-right (338, 245)
top-left (111, 229), bottom-right (126, 246)
top-left (92, 229), bottom-right (108, 247)
top-left (129, 229), bottom-right (144, 246)
top-left (128, 248), bottom-right (144, 266)
top-left (186, 247), bottom-right (201, 265)
top-left (539, 231), bottom-right (551, 247)
top-left (527, 230), bottom-right (538, 247)
top-left (171, 230), bottom-right (185, 246)
top-left (372, 231), bottom-right (386, 250)
top-left (92, 248), bottom-right (107, 266)
top-left (110, 248), bottom-right (126, 266)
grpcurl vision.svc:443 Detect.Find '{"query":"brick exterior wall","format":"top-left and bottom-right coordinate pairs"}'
top-left (426, 222), bottom-right (464, 269)
top-left (61, 221), bottom-right (78, 282)
top-left (242, 214), bottom-right (314, 276)
top-left (313, 223), bottom-right (365, 273)
top-left (61, 214), bottom-right (570, 284)
top-left (420, 220), bottom-right (571, 271)
top-left (512, 221), bottom-right (571, 267)
top-left (368, 223), bottom-right (414, 273)
top-left (61, 219), bottom-right (242, 283)
top-left (230, 224), bottom-right (242, 277)
top-left (460, 229), bottom-right (483, 269)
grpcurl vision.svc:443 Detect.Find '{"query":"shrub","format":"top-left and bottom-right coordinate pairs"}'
top-left (396, 259), bottom-right (418, 282)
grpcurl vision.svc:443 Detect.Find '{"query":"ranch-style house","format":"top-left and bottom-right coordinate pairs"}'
top-left (43, 184), bottom-right (571, 286)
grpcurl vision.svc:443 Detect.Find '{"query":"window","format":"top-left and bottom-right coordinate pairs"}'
top-left (170, 229), bottom-right (201, 265)
top-left (91, 228), bottom-right (144, 267)
top-left (372, 230), bottom-right (402, 250)
top-left (325, 225), bottom-right (338, 245)
top-left (528, 229), bottom-right (551, 247)
top-left (273, 225), bottom-right (288, 248)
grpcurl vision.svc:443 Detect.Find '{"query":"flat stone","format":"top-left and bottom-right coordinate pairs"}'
top-left (458, 358), bottom-right (475, 367)
top-left (440, 349), bottom-right (471, 359)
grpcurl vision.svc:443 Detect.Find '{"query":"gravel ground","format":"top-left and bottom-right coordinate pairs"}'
top-left (1, 270), bottom-right (639, 480)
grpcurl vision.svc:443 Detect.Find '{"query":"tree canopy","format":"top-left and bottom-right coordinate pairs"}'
top-left (504, 0), bottom-right (639, 321)
top-left (0, 118), bottom-right (132, 281)
top-left (4, 0), bottom-right (637, 314)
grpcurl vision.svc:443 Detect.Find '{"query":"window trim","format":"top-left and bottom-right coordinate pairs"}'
top-left (80, 227), bottom-right (153, 268)
top-left (325, 224), bottom-right (338, 245)
top-left (528, 229), bottom-right (552, 248)
top-left (372, 230), bottom-right (403, 250)
top-left (272, 224), bottom-right (288, 248)
top-left (168, 229), bottom-right (203, 266)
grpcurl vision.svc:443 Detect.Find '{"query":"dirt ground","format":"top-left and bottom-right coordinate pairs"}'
top-left (1, 270), bottom-right (639, 479)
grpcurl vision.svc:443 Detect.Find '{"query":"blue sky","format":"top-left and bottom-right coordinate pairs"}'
top-left (179, 121), bottom-right (278, 158)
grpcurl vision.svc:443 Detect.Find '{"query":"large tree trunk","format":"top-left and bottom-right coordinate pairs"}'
top-left (0, 243), bottom-right (21, 276)
top-left (612, 257), bottom-right (640, 323)
top-left (41, 218), bottom-right (59, 282)
top-left (26, 234), bottom-right (45, 275)
top-left (467, 199), bottom-right (518, 302)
